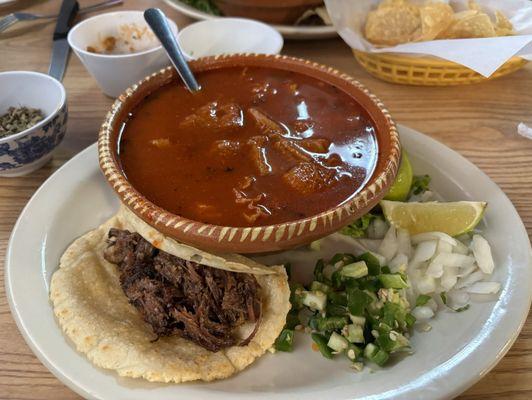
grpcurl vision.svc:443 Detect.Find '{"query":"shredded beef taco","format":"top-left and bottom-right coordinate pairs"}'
top-left (50, 206), bottom-right (290, 383)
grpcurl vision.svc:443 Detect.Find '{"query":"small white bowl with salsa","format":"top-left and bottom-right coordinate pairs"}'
top-left (68, 11), bottom-right (178, 98)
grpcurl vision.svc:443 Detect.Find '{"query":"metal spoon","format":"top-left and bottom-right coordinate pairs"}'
top-left (144, 8), bottom-right (200, 93)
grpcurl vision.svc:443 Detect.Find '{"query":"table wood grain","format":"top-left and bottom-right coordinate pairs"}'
top-left (1, 1), bottom-right (531, 398)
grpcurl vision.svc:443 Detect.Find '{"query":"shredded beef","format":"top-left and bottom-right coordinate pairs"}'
top-left (103, 228), bottom-right (262, 352)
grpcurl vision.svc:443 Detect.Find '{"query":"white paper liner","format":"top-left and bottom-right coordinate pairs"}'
top-left (325, 0), bottom-right (532, 77)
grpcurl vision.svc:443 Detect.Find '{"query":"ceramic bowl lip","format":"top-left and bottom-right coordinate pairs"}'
top-left (0, 71), bottom-right (66, 144)
top-left (67, 10), bottom-right (178, 60)
top-left (99, 53), bottom-right (400, 243)
top-left (177, 17), bottom-right (284, 59)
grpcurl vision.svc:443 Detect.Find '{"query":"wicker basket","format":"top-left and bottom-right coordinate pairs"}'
top-left (353, 51), bottom-right (528, 86)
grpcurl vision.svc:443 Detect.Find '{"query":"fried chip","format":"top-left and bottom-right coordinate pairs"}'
top-left (494, 10), bottom-right (514, 36)
top-left (365, 1), bottom-right (421, 46)
top-left (364, 0), bottom-right (514, 45)
top-left (438, 10), bottom-right (496, 39)
top-left (378, 0), bottom-right (407, 9)
top-left (416, 2), bottom-right (454, 41)
top-left (468, 0), bottom-right (482, 12)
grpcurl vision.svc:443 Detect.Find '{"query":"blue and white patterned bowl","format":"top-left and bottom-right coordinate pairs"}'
top-left (0, 71), bottom-right (67, 177)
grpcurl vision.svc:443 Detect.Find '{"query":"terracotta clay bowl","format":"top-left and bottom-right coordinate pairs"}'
top-left (98, 54), bottom-right (400, 254)
top-left (213, 0), bottom-right (324, 25)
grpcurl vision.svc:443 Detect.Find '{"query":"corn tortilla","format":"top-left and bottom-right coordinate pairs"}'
top-left (50, 207), bottom-right (290, 383)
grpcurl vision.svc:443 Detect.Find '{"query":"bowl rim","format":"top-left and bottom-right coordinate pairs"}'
top-left (177, 17), bottom-right (284, 59)
top-left (67, 10), bottom-right (178, 60)
top-left (98, 53), bottom-right (400, 251)
top-left (0, 71), bottom-right (66, 144)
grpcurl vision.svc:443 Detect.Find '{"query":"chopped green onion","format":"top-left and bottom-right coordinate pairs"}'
top-left (376, 329), bottom-right (409, 353)
top-left (351, 361), bottom-right (364, 371)
top-left (289, 283), bottom-right (305, 310)
top-left (358, 276), bottom-right (380, 292)
top-left (405, 313), bottom-right (416, 327)
top-left (364, 343), bottom-right (378, 358)
top-left (370, 349), bottom-right (390, 366)
top-left (381, 266), bottom-right (391, 274)
top-left (340, 261), bottom-right (369, 279)
top-left (302, 290), bottom-right (327, 311)
top-left (311, 333), bottom-right (333, 359)
top-left (310, 281), bottom-right (332, 294)
top-left (330, 253), bottom-right (345, 265)
top-left (440, 292), bottom-right (447, 305)
top-left (312, 316), bottom-right (349, 332)
top-left (329, 292), bottom-right (347, 306)
top-left (274, 329), bottom-right (294, 352)
top-left (349, 314), bottom-right (366, 326)
top-left (382, 301), bottom-right (407, 327)
top-left (323, 264), bottom-right (338, 281)
top-left (454, 304), bottom-right (470, 312)
top-left (314, 259), bottom-right (325, 282)
top-left (326, 303), bottom-right (347, 317)
top-left (416, 294), bottom-right (432, 307)
top-left (378, 274), bottom-right (409, 289)
top-left (347, 288), bottom-right (374, 316)
top-left (358, 252), bottom-right (382, 275)
top-left (327, 331), bottom-right (349, 352)
top-left (364, 343), bottom-right (389, 366)
top-left (410, 174), bottom-right (431, 196)
top-left (285, 311), bottom-right (300, 330)
top-left (331, 270), bottom-right (344, 289)
top-left (344, 324), bottom-right (365, 344)
top-left (346, 344), bottom-right (362, 361)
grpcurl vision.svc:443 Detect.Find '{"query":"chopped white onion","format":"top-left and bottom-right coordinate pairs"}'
top-left (389, 253), bottom-right (408, 273)
top-left (471, 234), bottom-right (495, 274)
top-left (412, 232), bottom-right (457, 246)
top-left (416, 274), bottom-right (437, 294)
top-left (466, 282), bottom-right (501, 294)
top-left (442, 253), bottom-right (475, 268)
top-left (411, 240), bottom-right (438, 267)
top-left (378, 225), bottom-right (398, 261)
top-left (426, 298), bottom-right (438, 312)
top-left (447, 290), bottom-right (470, 308)
top-left (426, 255), bottom-right (444, 278)
top-left (352, 238), bottom-right (382, 253)
top-left (455, 270), bottom-right (485, 289)
top-left (436, 240), bottom-right (453, 254)
top-left (368, 218), bottom-right (388, 239)
top-left (453, 240), bottom-right (470, 255)
top-left (441, 268), bottom-right (459, 291)
top-left (456, 264), bottom-right (477, 278)
top-left (397, 228), bottom-right (412, 259)
top-left (412, 306), bottom-right (434, 320)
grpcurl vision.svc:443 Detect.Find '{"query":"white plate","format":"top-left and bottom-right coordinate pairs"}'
top-left (162, 0), bottom-right (337, 40)
top-left (6, 125), bottom-right (532, 400)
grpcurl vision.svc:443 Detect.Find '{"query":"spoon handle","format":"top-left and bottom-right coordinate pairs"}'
top-left (144, 8), bottom-right (201, 93)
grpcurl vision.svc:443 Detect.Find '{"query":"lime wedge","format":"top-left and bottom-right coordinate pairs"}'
top-left (384, 151), bottom-right (413, 202)
top-left (380, 200), bottom-right (487, 236)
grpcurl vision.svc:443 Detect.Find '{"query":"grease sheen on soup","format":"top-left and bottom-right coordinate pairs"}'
top-left (118, 67), bottom-right (378, 227)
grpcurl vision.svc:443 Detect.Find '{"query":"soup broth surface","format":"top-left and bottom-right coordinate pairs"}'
top-left (119, 67), bottom-right (378, 227)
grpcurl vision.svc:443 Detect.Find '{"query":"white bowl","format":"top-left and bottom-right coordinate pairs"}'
top-left (68, 11), bottom-right (178, 98)
top-left (178, 17), bottom-right (284, 60)
top-left (0, 71), bottom-right (67, 177)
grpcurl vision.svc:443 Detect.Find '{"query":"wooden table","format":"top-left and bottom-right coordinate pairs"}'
top-left (1, 1), bottom-right (531, 398)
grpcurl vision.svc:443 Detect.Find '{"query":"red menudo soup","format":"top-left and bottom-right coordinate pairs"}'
top-left (118, 66), bottom-right (377, 227)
